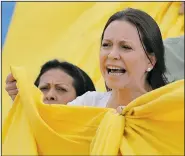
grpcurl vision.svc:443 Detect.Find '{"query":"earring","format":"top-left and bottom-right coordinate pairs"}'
top-left (146, 67), bottom-right (152, 72)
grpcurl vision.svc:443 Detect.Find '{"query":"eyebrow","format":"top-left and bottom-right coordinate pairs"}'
top-left (39, 83), bottom-right (70, 88)
top-left (103, 38), bottom-right (133, 45)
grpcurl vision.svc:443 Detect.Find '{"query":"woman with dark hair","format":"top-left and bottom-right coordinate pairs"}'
top-left (68, 7), bottom-right (169, 109)
top-left (6, 59), bottom-right (96, 104)
top-left (6, 8), bottom-right (169, 109)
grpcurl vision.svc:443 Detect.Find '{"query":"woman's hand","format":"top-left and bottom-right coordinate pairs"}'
top-left (5, 73), bottom-right (18, 100)
top-left (116, 106), bottom-right (125, 114)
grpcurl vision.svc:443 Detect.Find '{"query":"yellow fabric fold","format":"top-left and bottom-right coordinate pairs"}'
top-left (3, 66), bottom-right (184, 155)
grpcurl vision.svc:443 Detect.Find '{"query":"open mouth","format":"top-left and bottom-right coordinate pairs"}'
top-left (107, 66), bottom-right (126, 75)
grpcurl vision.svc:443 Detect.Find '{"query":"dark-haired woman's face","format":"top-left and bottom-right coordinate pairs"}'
top-left (100, 20), bottom-right (155, 90)
top-left (38, 69), bottom-right (76, 104)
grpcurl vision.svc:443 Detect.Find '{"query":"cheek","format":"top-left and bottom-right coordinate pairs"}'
top-left (123, 53), bottom-right (147, 74)
top-left (58, 91), bottom-right (76, 103)
top-left (99, 50), bottom-right (108, 72)
top-left (57, 94), bottom-right (68, 104)
top-left (42, 91), bottom-right (47, 98)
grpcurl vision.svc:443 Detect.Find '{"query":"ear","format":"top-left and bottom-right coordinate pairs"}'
top-left (147, 54), bottom-right (156, 70)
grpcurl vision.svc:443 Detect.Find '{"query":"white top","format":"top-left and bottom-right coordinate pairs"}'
top-left (68, 91), bottom-right (111, 107)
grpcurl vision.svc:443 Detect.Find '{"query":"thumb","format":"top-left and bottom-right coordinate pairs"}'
top-left (6, 73), bottom-right (16, 83)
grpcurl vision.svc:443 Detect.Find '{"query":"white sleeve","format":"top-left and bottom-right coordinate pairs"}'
top-left (67, 91), bottom-right (94, 106)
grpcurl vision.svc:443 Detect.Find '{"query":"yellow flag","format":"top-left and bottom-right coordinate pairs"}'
top-left (2, 66), bottom-right (184, 155)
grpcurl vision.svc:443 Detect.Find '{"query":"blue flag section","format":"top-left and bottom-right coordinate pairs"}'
top-left (2, 2), bottom-right (16, 47)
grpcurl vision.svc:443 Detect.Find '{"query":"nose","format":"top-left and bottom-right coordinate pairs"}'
top-left (108, 48), bottom-right (120, 60)
top-left (45, 89), bottom-right (57, 101)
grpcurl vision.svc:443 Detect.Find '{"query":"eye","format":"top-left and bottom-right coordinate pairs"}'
top-left (39, 86), bottom-right (49, 91)
top-left (121, 45), bottom-right (132, 50)
top-left (102, 42), bottom-right (111, 48)
top-left (57, 87), bottom-right (67, 92)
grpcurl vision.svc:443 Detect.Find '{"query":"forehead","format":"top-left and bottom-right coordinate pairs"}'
top-left (103, 20), bottom-right (140, 43)
top-left (39, 69), bottom-right (74, 84)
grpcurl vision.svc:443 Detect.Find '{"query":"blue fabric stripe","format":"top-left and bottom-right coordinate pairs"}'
top-left (2, 2), bottom-right (16, 47)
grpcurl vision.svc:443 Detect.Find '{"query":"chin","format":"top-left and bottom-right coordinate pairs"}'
top-left (106, 81), bottom-right (127, 90)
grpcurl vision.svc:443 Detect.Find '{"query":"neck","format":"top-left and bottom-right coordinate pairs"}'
top-left (107, 83), bottom-right (151, 109)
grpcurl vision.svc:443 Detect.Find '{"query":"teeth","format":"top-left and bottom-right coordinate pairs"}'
top-left (107, 66), bottom-right (123, 70)
top-left (108, 72), bottom-right (123, 76)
